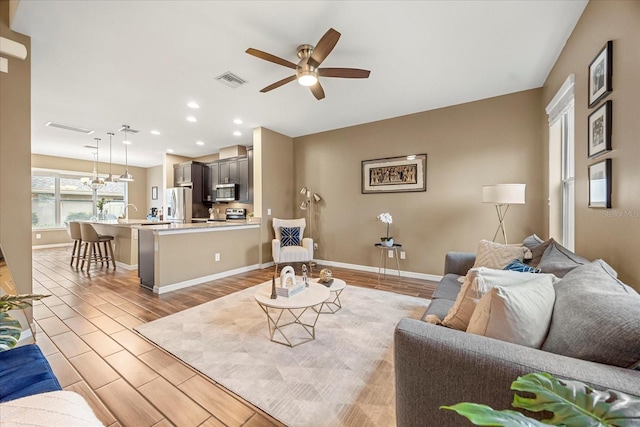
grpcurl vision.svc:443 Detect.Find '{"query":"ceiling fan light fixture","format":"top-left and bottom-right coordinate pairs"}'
top-left (297, 70), bottom-right (318, 87)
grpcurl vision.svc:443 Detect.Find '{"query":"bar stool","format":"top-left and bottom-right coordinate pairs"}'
top-left (68, 222), bottom-right (85, 268)
top-left (80, 222), bottom-right (116, 271)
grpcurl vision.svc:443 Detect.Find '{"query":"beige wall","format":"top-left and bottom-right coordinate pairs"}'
top-left (0, 0), bottom-right (32, 296)
top-left (294, 89), bottom-right (544, 275)
top-left (32, 154), bottom-right (148, 220)
top-left (542, 0), bottom-right (640, 289)
top-left (146, 164), bottom-right (163, 213)
top-left (254, 128), bottom-right (295, 264)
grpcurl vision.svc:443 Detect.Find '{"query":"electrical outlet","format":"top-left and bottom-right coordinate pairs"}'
top-left (313, 243), bottom-right (318, 249)
top-left (215, 253), bottom-right (221, 262)
top-left (36, 233), bottom-right (41, 239)
top-left (400, 251), bottom-right (406, 260)
top-left (388, 250), bottom-right (394, 258)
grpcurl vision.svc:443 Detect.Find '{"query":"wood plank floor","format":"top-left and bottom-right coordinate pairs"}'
top-left (30, 246), bottom-right (437, 427)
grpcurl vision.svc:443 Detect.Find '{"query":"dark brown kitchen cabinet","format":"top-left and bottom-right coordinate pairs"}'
top-left (207, 162), bottom-right (219, 202)
top-left (236, 156), bottom-right (249, 202)
top-left (218, 159), bottom-right (238, 184)
top-left (173, 161), bottom-right (205, 203)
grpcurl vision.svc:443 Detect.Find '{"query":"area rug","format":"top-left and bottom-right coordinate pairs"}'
top-left (135, 283), bottom-right (429, 426)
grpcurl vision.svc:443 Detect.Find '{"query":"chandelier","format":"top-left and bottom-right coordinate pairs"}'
top-left (81, 138), bottom-right (105, 190)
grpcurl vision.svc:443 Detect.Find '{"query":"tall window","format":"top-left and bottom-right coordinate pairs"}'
top-left (546, 75), bottom-right (575, 250)
top-left (32, 169), bottom-right (126, 229)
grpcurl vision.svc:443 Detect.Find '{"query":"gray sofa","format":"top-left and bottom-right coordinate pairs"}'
top-left (394, 250), bottom-right (640, 427)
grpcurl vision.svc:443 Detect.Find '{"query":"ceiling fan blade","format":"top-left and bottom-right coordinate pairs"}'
top-left (260, 75), bottom-right (297, 93)
top-left (246, 48), bottom-right (297, 69)
top-left (319, 68), bottom-right (371, 78)
top-left (307, 28), bottom-right (341, 69)
top-left (310, 82), bottom-right (325, 100)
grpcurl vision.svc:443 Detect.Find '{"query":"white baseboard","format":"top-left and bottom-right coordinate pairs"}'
top-left (315, 259), bottom-right (442, 282)
top-left (32, 243), bottom-right (73, 249)
top-left (154, 264), bottom-right (261, 294)
top-left (115, 261), bottom-right (138, 271)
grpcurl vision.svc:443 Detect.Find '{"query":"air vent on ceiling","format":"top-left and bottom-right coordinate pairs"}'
top-left (118, 126), bottom-right (140, 133)
top-left (45, 122), bottom-right (94, 134)
top-left (215, 71), bottom-right (247, 88)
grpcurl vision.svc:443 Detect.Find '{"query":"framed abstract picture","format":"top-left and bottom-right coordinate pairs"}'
top-left (588, 158), bottom-right (612, 208)
top-left (361, 154), bottom-right (427, 194)
top-left (588, 40), bottom-right (612, 108)
top-left (588, 100), bottom-right (612, 158)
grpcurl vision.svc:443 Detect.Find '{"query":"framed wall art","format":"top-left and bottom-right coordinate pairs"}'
top-left (588, 158), bottom-right (612, 209)
top-left (361, 154), bottom-right (427, 194)
top-left (588, 40), bottom-right (612, 108)
top-left (588, 100), bottom-right (612, 158)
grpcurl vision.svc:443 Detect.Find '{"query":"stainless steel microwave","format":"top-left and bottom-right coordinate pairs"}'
top-left (215, 183), bottom-right (238, 201)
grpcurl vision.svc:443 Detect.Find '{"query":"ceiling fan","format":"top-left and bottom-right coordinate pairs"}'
top-left (246, 28), bottom-right (370, 100)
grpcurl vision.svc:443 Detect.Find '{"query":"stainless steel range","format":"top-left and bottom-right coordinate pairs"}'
top-left (206, 208), bottom-right (246, 222)
top-left (225, 208), bottom-right (246, 220)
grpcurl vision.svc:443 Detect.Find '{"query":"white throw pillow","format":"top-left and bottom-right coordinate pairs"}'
top-left (466, 275), bottom-right (557, 348)
top-left (473, 240), bottom-right (532, 270)
top-left (442, 267), bottom-right (547, 331)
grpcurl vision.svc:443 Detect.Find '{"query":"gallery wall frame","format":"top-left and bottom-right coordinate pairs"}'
top-left (588, 100), bottom-right (612, 158)
top-left (588, 158), bottom-right (612, 209)
top-left (588, 40), bottom-right (612, 108)
top-left (361, 154), bottom-right (427, 194)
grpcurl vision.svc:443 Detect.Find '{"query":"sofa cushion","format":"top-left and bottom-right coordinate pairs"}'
top-left (422, 298), bottom-right (455, 321)
top-left (541, 260), bottom-right (640, 369)
top-left (0, 344), bottom-right (62, 403)
top-left (472, 240), bottom-right (532, 270)
top-left (527, 238), bottom-right (553, 267)
top-left (467, 275), bottom-right (556, 348)
top-left (522, 234), bottom-right (544, 250)
top-left (431, 274), bottom-right (463, 301)
top-left (537, 239), bottom-right (589, 278)
top-left (442, 268), bottom-right (553, 331)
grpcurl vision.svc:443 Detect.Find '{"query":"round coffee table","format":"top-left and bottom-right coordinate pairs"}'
top-left (311, 277), bottom-right (347, 314)
top-left (254, 281), bottom-right (330, 347)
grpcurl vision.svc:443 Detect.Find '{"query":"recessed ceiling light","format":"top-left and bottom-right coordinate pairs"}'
top-left (233, 131), bottom-right (242, 136)
top-left (233, 118), bottom-right (243, 125)
top-left (186, 116), bottom-right (197, 122)
top-left (150, 130), bottom-right (161, 135)
top-left (187, 102), bottom-right (200, 109)
top-left (166, 149), bottom-right (174, 153)
top-left (196, 141), bottom-right (205, 146)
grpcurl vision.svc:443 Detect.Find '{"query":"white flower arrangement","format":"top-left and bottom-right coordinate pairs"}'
top-left (377, 213), bottom-right (393, 241)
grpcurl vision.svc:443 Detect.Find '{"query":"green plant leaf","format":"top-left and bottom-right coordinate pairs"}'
top-left (0, 293), bottom-right (50, 313)
top-left (511, 373), bottom-right (640, 427)
top-left (441, 403), bottom-right (547, 426)
top-left (0, 312), bottom-right (22, 351)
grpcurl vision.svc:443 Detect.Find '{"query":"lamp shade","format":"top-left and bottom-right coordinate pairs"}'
top-left (482, 184), bottom-right (526, 205)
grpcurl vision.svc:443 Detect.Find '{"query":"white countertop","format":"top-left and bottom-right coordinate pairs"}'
top-left (135, 219), bottom-right (261, 234)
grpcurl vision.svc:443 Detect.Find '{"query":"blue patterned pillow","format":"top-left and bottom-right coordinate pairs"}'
top-left (504, 259), bottom-right (542, 273)
top-left (280, 227), bottom-right (301, 247)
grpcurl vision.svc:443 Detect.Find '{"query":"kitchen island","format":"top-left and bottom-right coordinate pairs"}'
top-left (90, 220), bottom-right (171, 269)
top-left (137, 220), bottom-right (261, 294)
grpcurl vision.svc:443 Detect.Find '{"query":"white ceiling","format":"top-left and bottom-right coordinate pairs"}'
top-left (12, 0), bottom-right (587, 168)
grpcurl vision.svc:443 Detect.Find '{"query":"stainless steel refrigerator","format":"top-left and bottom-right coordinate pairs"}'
top-left (166, 187), bottom-right (192, 223)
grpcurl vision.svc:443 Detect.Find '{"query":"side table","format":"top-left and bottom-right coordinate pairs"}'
top-left (375, 243), bottom-right (402, 282)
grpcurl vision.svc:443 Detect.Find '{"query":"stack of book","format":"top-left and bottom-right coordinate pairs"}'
top-left (276, 279), bottom-right (306, 297)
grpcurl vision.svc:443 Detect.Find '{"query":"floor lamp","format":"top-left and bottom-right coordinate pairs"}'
top-left (482, 184), bottom-right (526, 244)
top-left (299, 186), bottom-right (322, 249)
